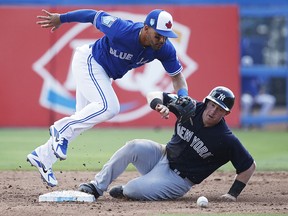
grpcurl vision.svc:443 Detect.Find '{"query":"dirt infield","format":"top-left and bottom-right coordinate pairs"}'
top-left (1, 171), bottom-right (287, 215)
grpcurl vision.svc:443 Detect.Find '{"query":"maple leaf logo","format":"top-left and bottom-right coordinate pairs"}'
top-left (165, 21), bottom-right (172, 29)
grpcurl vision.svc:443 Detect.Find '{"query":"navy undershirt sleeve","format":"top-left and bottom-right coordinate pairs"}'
top-left (60, 9), bottom-right (97, 23)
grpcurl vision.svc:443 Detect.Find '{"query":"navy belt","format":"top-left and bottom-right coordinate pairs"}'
top-left (172, 168), bottom-right (186, 179)
top-left (172, 168), bottom-right (194, 185)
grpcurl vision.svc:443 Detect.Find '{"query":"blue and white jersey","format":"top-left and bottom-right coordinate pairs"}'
top-left (60, 10), bottom-right (183, 80)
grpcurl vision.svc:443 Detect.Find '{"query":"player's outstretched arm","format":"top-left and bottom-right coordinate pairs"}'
top-left (36, 9), bottom-right (61, 32)
top-left (221, 161), bottom-right (256, 201)
top-left (170, 73), bottom-right (188, 96)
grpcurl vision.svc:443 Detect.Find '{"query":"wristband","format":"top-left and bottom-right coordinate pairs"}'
top-left (177, 88), bottom-right (188, 97)
top-left (228, 179), bottom-right (246, 198)
top-left (150, 98), bottom-right (163, 110)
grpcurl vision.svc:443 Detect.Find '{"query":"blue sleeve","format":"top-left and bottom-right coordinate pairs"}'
top-left (157, 40), bottom-right (183, 76)
top-left (94, 11), bottom-right (122, 39)
top-left (60, 9), bottom-right (97, 23)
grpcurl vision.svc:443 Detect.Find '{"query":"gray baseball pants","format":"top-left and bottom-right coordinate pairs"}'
top-left (91, 139), bottom-right (193, 200)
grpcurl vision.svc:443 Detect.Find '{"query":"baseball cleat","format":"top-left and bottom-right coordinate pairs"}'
top-left (50, 126), bottom-right (68, 160)
top-left (27, 151), bottom-right (58, 187)
top-left (78, 183), bottom-right (100, 199)
top-left (109, 185), bottom-right (125, 199)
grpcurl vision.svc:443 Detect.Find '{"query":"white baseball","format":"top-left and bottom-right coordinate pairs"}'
top-left (197, 196), bottom-right (208, 208)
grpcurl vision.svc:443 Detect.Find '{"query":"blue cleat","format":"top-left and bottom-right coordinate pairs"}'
top-left (27, 151), bottom-right (58, 187)
top-left (50, 126), bottom-right (68, 160)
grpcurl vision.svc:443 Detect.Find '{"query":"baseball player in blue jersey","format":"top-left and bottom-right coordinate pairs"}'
top-left (27, 8), bottom-right (188, 187)
top-left (78, 86), bottom-right (256, 201)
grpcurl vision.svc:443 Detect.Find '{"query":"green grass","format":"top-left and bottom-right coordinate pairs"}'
top-left (0, 128), bottom-right (287, 171)
top-left (233, 129), bottom-right (288, 171)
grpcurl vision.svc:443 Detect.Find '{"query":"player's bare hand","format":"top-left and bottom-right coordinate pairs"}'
top-left (36, 9), bottom-right (61, 32)
top-left (155, 104), bottom-right (170, 119)
top-left (220, 193), bottom-right (237, 202)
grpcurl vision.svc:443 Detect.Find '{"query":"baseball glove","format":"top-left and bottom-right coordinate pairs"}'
top-left (167, 96), bottom-right (196, 123)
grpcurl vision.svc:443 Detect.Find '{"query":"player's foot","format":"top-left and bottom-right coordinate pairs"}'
top-left (50, 126), bottom-right (68, 160)
top-left (27, 151), bottom-right (58, 187)
top-left (109, 185), bottom-right (125, 199)
top-left (78, 183), bottom-right (100, 199)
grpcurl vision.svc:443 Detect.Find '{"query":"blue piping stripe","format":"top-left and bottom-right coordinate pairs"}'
top-left (59, 54), bottom-right (108, 134)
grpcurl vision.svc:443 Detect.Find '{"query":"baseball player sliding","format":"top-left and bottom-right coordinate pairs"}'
top-left (27, 8), bottom-right (188, 187)
top-left (79, 86), bottom-right (256, 201)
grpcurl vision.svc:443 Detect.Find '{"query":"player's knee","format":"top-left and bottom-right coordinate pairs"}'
top-left (122, 139), bottom-right (148, 161)
top-left (88, 101), bottom-right (120, 122)
top-left (125, 139), bottom-right (146, 151)
top-left (124, 139), bottom-right (140, 153)
top-left (106, 106), bottom-right (120, 118)
top-left (100, 100), bottom-right (120, 120)
top-left (125, 139), bottom-right (139, 146)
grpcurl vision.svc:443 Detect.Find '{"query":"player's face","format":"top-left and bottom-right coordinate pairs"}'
top-left (202, 101), bottom-right (229, 127)
top-left (145, 27), bottom-right (167, 50)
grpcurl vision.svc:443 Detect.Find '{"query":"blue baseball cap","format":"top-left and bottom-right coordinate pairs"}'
top-left (144, 9), bottom-right (178, 38)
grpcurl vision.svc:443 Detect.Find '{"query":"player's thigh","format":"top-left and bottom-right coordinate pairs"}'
top-left (72, 45), bottom-right (118, 104)
top-left (123, 156), bottom-right (192, 200)
top-left (75, 88), bottom-right (89, 112)
top-left (125, 139), bottom-right (165, 175)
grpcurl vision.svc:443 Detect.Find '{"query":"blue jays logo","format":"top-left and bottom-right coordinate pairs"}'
top-left (149, 18), bottom-right (155, 27)
top-left (33, 12), bottom-right (198, 123)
